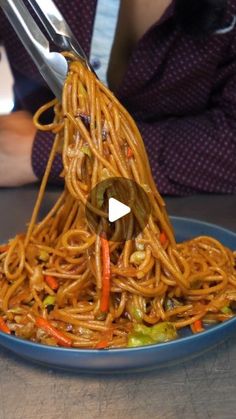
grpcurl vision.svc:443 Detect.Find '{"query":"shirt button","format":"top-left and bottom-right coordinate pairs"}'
top-left (90, 57), bottom-right (101, 70)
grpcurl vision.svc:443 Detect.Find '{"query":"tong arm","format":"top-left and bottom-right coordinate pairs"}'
top-left (0, 0), bottom-right (68, 99)
top-left (27, 0), bottom-right (91, 69)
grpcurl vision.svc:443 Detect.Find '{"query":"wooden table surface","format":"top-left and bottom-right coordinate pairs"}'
top-left (0, 186), bottom-right (236, 419)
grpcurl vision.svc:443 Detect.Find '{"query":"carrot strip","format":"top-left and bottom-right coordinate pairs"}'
top-left (191, 319), bottom-right (204, 334)
top-left (160, 231), bottom-right (168, 246)
top-left (35, 317), bottom-right (72, 347)
top-left (127, 147), bottom-right (134, 158)
top-left (0, 316), bottom-right (11, 334)
top-left (45, 275), bottom-right (59, 290)
top-left (100, 234), bottom-right (110, 313)
top-left (95, 339), bottom-right (109, 349)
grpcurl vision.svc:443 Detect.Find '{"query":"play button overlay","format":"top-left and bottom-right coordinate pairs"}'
top-left (85, 177), bottom-right (151, 242)
top-left (108, 198), bottom-right (131, 222)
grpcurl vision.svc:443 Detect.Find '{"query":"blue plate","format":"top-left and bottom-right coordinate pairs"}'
top-left (0, 216), bottom-right (236, 373)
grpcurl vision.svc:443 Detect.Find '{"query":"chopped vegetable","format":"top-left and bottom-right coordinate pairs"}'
top-left (96, 186), bottom-right (106, 208)
top-left (95, 339), bottom-right (109, 349)
top-left (221, 306), bottom-right (232, 314)
top-left (80, 145), bottom-right (91, 157)
top-left (15, 323), bottom-right (34, 339)
top-left (128, 333), bottom-right (154, 347)
top-left (165, 298), bottom-right (175, 311)
top-left (95, 312), bottom-right (106, 321)
top-left (191, 319), bottom-right (204, 334)
top-left (0, 316), bottom-right (11, 334)
top-left (130, 251), bottom-right (146, 265)
top-left (128, 322), bottom-right (177, 347)
top-left (42, 295), bottom-right (56, 309)
top-left (165, 297), bottom-right (183, 311)
top-left (7, 307), bottom-right (24, 314)
top-left (30, 266), bottom-right (44, 291)
top-left (130, 306), bottom-right (143, 322)
top-left (35, 317), bottom-right (72, 347)
top-left (135, 238), bottom-right (145, 251)
top-left (77, 326), bottom-right (93, 337)
top-left (38, 250), bottom-right (49, 262)
top-left (160, 231), bottom-right (168, 246)
top-left (45, 275), bottom-right (59, 291)
top-left (127, 147), bottom-right (134, 158)
top-left (96, 180), bottom-right (112, 208)
top-left (100, 234), bottom-right (111, 313)
top-left (100, 168), bottom-right (111, 181)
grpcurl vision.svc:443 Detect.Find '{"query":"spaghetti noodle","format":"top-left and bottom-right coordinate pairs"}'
top-left (0, 52), bottom-right (236, 349)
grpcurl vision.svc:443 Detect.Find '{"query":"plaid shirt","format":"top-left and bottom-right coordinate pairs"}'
top-left (1, 0), bottom-right (236, 195)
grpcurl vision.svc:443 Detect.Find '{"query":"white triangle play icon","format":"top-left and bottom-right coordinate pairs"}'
top-left (108, 197), bottom-right (131, 222)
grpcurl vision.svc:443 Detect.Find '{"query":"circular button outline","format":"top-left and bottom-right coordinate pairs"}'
top-left (85, 177), bottom-right (151, 242)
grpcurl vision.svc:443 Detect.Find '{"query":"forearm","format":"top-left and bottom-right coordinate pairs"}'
top-left (0, 111), bottom-right (37, 187)
top-left (0, 110), bottom-right (63, 187)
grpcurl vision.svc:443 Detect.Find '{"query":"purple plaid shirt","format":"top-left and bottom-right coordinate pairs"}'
top-left (1, 0), bottom-right (236, 195)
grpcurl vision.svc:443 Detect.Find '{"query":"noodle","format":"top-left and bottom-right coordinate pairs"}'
top-left (0, 53), bottom-right (236, 349)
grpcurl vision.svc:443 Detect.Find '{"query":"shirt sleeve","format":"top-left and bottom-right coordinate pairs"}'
top-left (31, 130), bottom-right (63, 185)
top-left (138, 37), bottom-right (236, 196)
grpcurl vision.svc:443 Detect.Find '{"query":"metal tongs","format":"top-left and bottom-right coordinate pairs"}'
top-left (0, 0), bottom-right (94, 99)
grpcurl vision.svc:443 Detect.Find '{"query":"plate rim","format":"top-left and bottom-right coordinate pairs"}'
top-left (170, 215), bottom-right (236, 236)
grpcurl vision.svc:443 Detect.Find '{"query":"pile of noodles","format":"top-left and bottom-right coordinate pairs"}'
top-left (0, 52), bottom-right (236, 349)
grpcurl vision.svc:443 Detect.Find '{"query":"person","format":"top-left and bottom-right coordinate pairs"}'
top-left (0, 0), bottom-right (236, 195)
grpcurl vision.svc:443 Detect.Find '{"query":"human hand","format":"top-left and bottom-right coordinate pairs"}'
top-left (0, 111), bottom-right (37, 187)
